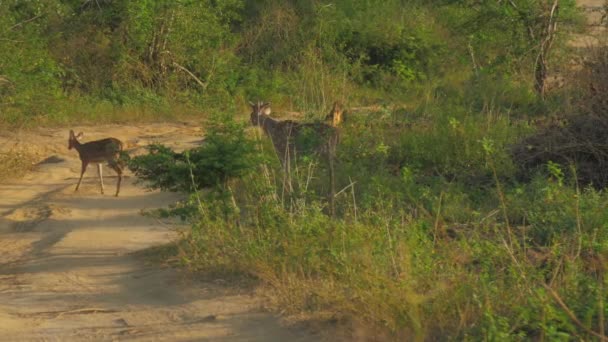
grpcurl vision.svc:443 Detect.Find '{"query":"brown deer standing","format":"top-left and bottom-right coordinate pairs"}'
top-left (68, 130), bottom-right (124, 196)
top-left (250, 101), bottom-right (340, 216)
top-left (325, 101), bottom-right (345, 127)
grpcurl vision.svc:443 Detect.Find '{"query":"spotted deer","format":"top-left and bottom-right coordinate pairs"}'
top-left (68, 130), bottom-right (124, 196)
top-left (249, 101), bottom-right (339, 216)
top-left (325, 101), bottom-right (345, 127)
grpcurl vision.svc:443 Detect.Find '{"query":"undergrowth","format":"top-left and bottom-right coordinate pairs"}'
top-left (129, 103), bottom-right (608, 340)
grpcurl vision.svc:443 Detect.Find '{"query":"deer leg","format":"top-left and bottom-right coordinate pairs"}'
top-left (97, 163), bottom-right (105, 194)
top-left (283, 143), bottom-right (293, 194)
top-left (108, 161), bottom-right (123, 197)
top-left (328, 152), bottom-right (336, 218)
top-left (279, 158), bottom-right (287, 203)
top-left (286, 151), bottom-right (293, 193)
top-left (75, 161), bottom-right (88, 192)
top-left (327, 137), bottom-right (339, 218)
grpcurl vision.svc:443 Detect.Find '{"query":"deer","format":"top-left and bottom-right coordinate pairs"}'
top-left (249, 101), bottom-right (339, 216)
top-left (68, 130), bottom-right (124, 196)
top-left (325, 101), bottom-right (345, 127)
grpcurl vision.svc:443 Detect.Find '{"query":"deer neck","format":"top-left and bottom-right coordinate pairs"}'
top-left (258, 114), bottom-right (280, 136)
top-left (71, 139), bottom-right (85, 154)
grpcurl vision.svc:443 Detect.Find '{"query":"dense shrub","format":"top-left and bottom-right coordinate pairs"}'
top-left (512, 45), bottom-right (608, 189)
top-left (130, 104), bottom-right (608, 340)
top-left (0, 0), bottom-right (581, 125)
top-left (128, 113), bottom-right (257, 193)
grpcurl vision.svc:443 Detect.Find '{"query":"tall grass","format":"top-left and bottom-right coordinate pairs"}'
top-left (0, 94), bottom-right (207, 129)
top-left (147, 101), bottom-right (607, 340)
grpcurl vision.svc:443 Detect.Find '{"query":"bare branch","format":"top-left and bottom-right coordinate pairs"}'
top-left (172, 62), bottom-right (208, 90)
top-left (542, 283), bottom-right (608, 341)
top-left (0, 76), bottom-right (13, 87)
top-left (9, 15), bottom-right (43, 31)
top-left (534, 0), bottom-right (560, 99)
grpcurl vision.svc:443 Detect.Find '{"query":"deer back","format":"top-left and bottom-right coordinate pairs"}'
top-left (76, 138), bottom-right (123, 163)
top-left (250, 101), bottom-right (339, 162)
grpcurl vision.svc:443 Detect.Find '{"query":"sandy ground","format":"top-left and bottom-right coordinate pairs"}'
top-left (0, 122), bottom-right (317, 341)
top-left (569, 0), bottom-right (606, 47)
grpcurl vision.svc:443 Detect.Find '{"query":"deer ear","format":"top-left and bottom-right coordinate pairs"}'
top-left (263, 102), bottom-right (270, 107)
top-left (69, 130), bottom-right (74, 138)
top-left (76, 132), bottom-right (84, 139)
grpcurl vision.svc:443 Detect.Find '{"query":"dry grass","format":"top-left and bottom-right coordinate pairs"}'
top-left (0, 147), bottom-right (38, 183)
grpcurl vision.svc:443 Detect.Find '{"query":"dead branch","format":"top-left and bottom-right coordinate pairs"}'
top-left (534, 0), bottom-right (560, 99)
top-left (0, 75), bottom-right (11, 85)
top-left (172, 62), bottom-right (208, 90)
top-left (512, 113), bottom-right (608, 189)
top-left (9, 15), bottom-right (43, 31)
top-left (542, 283), bottom-right (608, 341)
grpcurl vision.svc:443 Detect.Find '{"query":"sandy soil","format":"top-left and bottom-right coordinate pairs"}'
top-left (0, 122), bottom-right (317, 341)
top-left (569, 0), bottom-right (606, 47)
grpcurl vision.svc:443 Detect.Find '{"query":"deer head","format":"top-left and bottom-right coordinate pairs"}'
top-left (249, 101), bottom-right (271, 126)
top-left (325, 101), bottom-right (344, 127)
top-left (68, 130), bottom-right (84, 150)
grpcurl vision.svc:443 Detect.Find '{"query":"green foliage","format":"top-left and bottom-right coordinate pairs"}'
top-left (128, 113), bottom-right (257, 192)
top-left (128, 144), bottom-right (185, 191)
top-left (173, 142), bottom-right (608, 339)
top-left (0, 0), bottom-right (67, 124)
top-left (0, 0), bottom-right (582, 125)
top-left (138, 103), bottom-right (606, 340)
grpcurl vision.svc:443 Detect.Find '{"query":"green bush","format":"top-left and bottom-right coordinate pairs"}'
top-left (0, 0), bottom-right (582, 125)
top-left (128, 113), bottom-right (257, 193)
top-left (121, 103), bottom-right (599, 341)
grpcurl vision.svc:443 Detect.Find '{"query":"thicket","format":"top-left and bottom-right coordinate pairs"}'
top-left (1, 0), bottom-right (581, 124)
top-left (4, 0), bottom-right (608, 340)
top-left (131, 98), bottom-right (608, 340)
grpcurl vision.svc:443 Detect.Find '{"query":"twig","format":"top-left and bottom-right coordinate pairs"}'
top-left (335, 180), bottom-right (357, 197)
top-left (56, 308), bottom-right (118, 318)
top-left (479, 209), bottom-right (500, 224)
top-left (24, 308), bottom-right (119, 319)
top-left (571, 165), bottom-right (583, 261)
top-left (350, 176), bottom-right (357, 224)
top-left (467, 42), bottom-right (479, 76)
top-left (9, 15), bottom-right (43, 31)
top-left (433, 191), bottom-right (444, 244)
top-left (534, 0), bottom-right (560, 98)
top-left (184, 152), bottom-right (204, 214)
top-left (600, 274), bottom-right (605, 339)
top-left (385, 222), bottom-right (399, 277)
top-left (172, 62), bottom-right (208, 90)
top-left (542, 283), bottom-right (608, 341)
top-left (489, 155), bottom-right (514, 249)
top-left (80, 0), bottom-right (102, 10)
top-left (0, 75), bottom-right (12, 85)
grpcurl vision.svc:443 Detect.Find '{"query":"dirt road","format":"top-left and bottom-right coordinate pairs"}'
top-left (570, 0), bottom-right (606, 47)
top-left (0, 123), bottom-right (315, 341)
